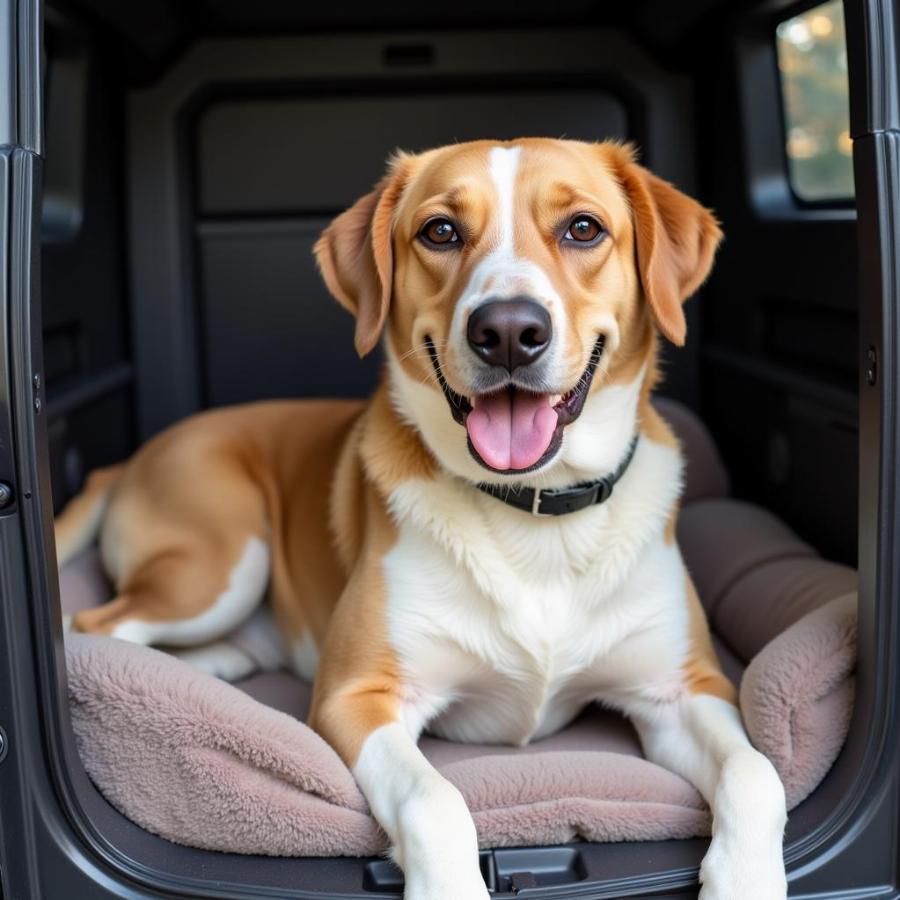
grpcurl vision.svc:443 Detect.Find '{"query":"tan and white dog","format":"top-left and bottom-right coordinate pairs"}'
top-left (57, 139), bottom-right (787, 899)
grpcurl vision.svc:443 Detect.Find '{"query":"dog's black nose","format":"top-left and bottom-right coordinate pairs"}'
top-left (466, 298), bottom-right (552, 372)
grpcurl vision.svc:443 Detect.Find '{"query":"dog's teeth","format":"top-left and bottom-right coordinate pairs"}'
top-left (550, 394), bottom-right (562, 405)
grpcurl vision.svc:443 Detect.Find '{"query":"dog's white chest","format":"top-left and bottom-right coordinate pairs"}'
top-left (382, 482), bottom-right (687, 746)
top-left (386, 542), bottom-right (590, 743)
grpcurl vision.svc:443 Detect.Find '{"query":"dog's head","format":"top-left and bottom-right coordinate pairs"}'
top-left (315, 139), bottom-right (722, 485)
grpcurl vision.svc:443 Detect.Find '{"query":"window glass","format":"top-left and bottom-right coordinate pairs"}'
top-left (776, 0), bottom-right (854, 202)
top-left (41, 28), bottom-right (87, 241)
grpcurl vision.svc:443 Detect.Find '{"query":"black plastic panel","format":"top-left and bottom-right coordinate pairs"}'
top-left (703, 362), bottom-right (858, 564)
top-left (197, 219), bottom-right (382, 404)
top-left (40, 25), bottom-right (134, 508)
top-left (196, 89), bottom-right (628, 215)
top-left (363, 847), bottom-right (588, 894)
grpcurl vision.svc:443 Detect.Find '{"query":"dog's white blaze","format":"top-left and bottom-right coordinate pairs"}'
top-left (490, 144), bottom-right (520, 253)
top-left (447, 145), bottom-right (567, 387)
top-left (109, 537), bottom-right (269, 647)
top-left (354, 723), bottom-right (487, 898)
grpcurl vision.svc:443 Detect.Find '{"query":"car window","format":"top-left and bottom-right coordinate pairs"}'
top-left (776, 0), bottom-right (854, 202)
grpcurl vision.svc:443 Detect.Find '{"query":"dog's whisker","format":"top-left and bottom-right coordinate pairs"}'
top-left (398, 340), bottom-right (450, 364)
top-left (418, 370), bottom-right (446, 392)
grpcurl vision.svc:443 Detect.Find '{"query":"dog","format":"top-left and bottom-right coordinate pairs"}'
top-left (56, 138), bottom-right (787, 899)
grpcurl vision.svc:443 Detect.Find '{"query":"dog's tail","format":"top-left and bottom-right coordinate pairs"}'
top-left (54, 464), bottom-right (125, 568)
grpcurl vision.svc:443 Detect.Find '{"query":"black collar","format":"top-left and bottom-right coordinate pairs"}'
top-left (475, 435), bottom-right (640, 517)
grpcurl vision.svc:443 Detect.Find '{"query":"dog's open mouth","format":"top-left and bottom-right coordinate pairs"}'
top-left (426, 337), bottom-right (605, 475)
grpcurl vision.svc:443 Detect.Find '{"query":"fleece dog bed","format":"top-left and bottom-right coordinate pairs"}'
top-left (61, 399), bottom-right (858, 856)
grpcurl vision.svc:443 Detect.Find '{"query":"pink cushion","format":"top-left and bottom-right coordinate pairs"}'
top-left (59, 548), bottom-right (112, 613)
top-left (65, 578), bottom-right (856, 857)
top-left (714, 557), bottom-right (857, 663)
top-left (653, 397), bottom-right (729, 503)
top-left (741, 593), bottom-right (857, 809)
top-left (678, 498), bottom-right (815, 616)
top-left (67, 633), bottom-right (710, 856)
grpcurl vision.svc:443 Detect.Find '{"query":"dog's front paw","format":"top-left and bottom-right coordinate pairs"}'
top-left (395, 779), bottom-right (489, 900)
top-left (699, 833), bottom-right (786, 900)
top-left (403, 868), bottom-right (490, 900)
top-left (699, 747), bottom-right (787, 900)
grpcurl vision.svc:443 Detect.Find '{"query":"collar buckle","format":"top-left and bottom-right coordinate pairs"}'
top-left (531, 488), bottom-right (550, 517)
top-left (530, 478), bottom-right (613, 516)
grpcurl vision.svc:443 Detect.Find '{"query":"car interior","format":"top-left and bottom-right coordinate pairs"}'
top-left (1, 0), bottom-right (898, 897)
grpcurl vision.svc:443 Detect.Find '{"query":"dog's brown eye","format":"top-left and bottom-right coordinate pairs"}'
top-left (420, 218), bottom-right (460, 248)
top-left (564, 215), bottom-right (605, 245)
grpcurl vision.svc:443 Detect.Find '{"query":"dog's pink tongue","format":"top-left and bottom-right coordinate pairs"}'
top-left (467, 390), bottom-right (558, 471)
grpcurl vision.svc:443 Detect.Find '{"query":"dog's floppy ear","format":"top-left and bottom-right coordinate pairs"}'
top-left (314, 157), bottom-right (411, 357)
top-left (612, 148), bottom-right (723, 346)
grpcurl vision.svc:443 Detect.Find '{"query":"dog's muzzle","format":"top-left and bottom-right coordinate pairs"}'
top-left (427, 333), bottom-right (605, 476)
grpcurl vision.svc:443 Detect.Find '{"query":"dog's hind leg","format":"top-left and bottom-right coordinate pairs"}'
top-left (71, 535), bottom-right (271, 649)
top-left (70, 434), bottom-right (274, 652)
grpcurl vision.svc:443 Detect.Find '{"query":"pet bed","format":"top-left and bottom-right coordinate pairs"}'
top-left (61, 399), bottom-right (858, 856)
